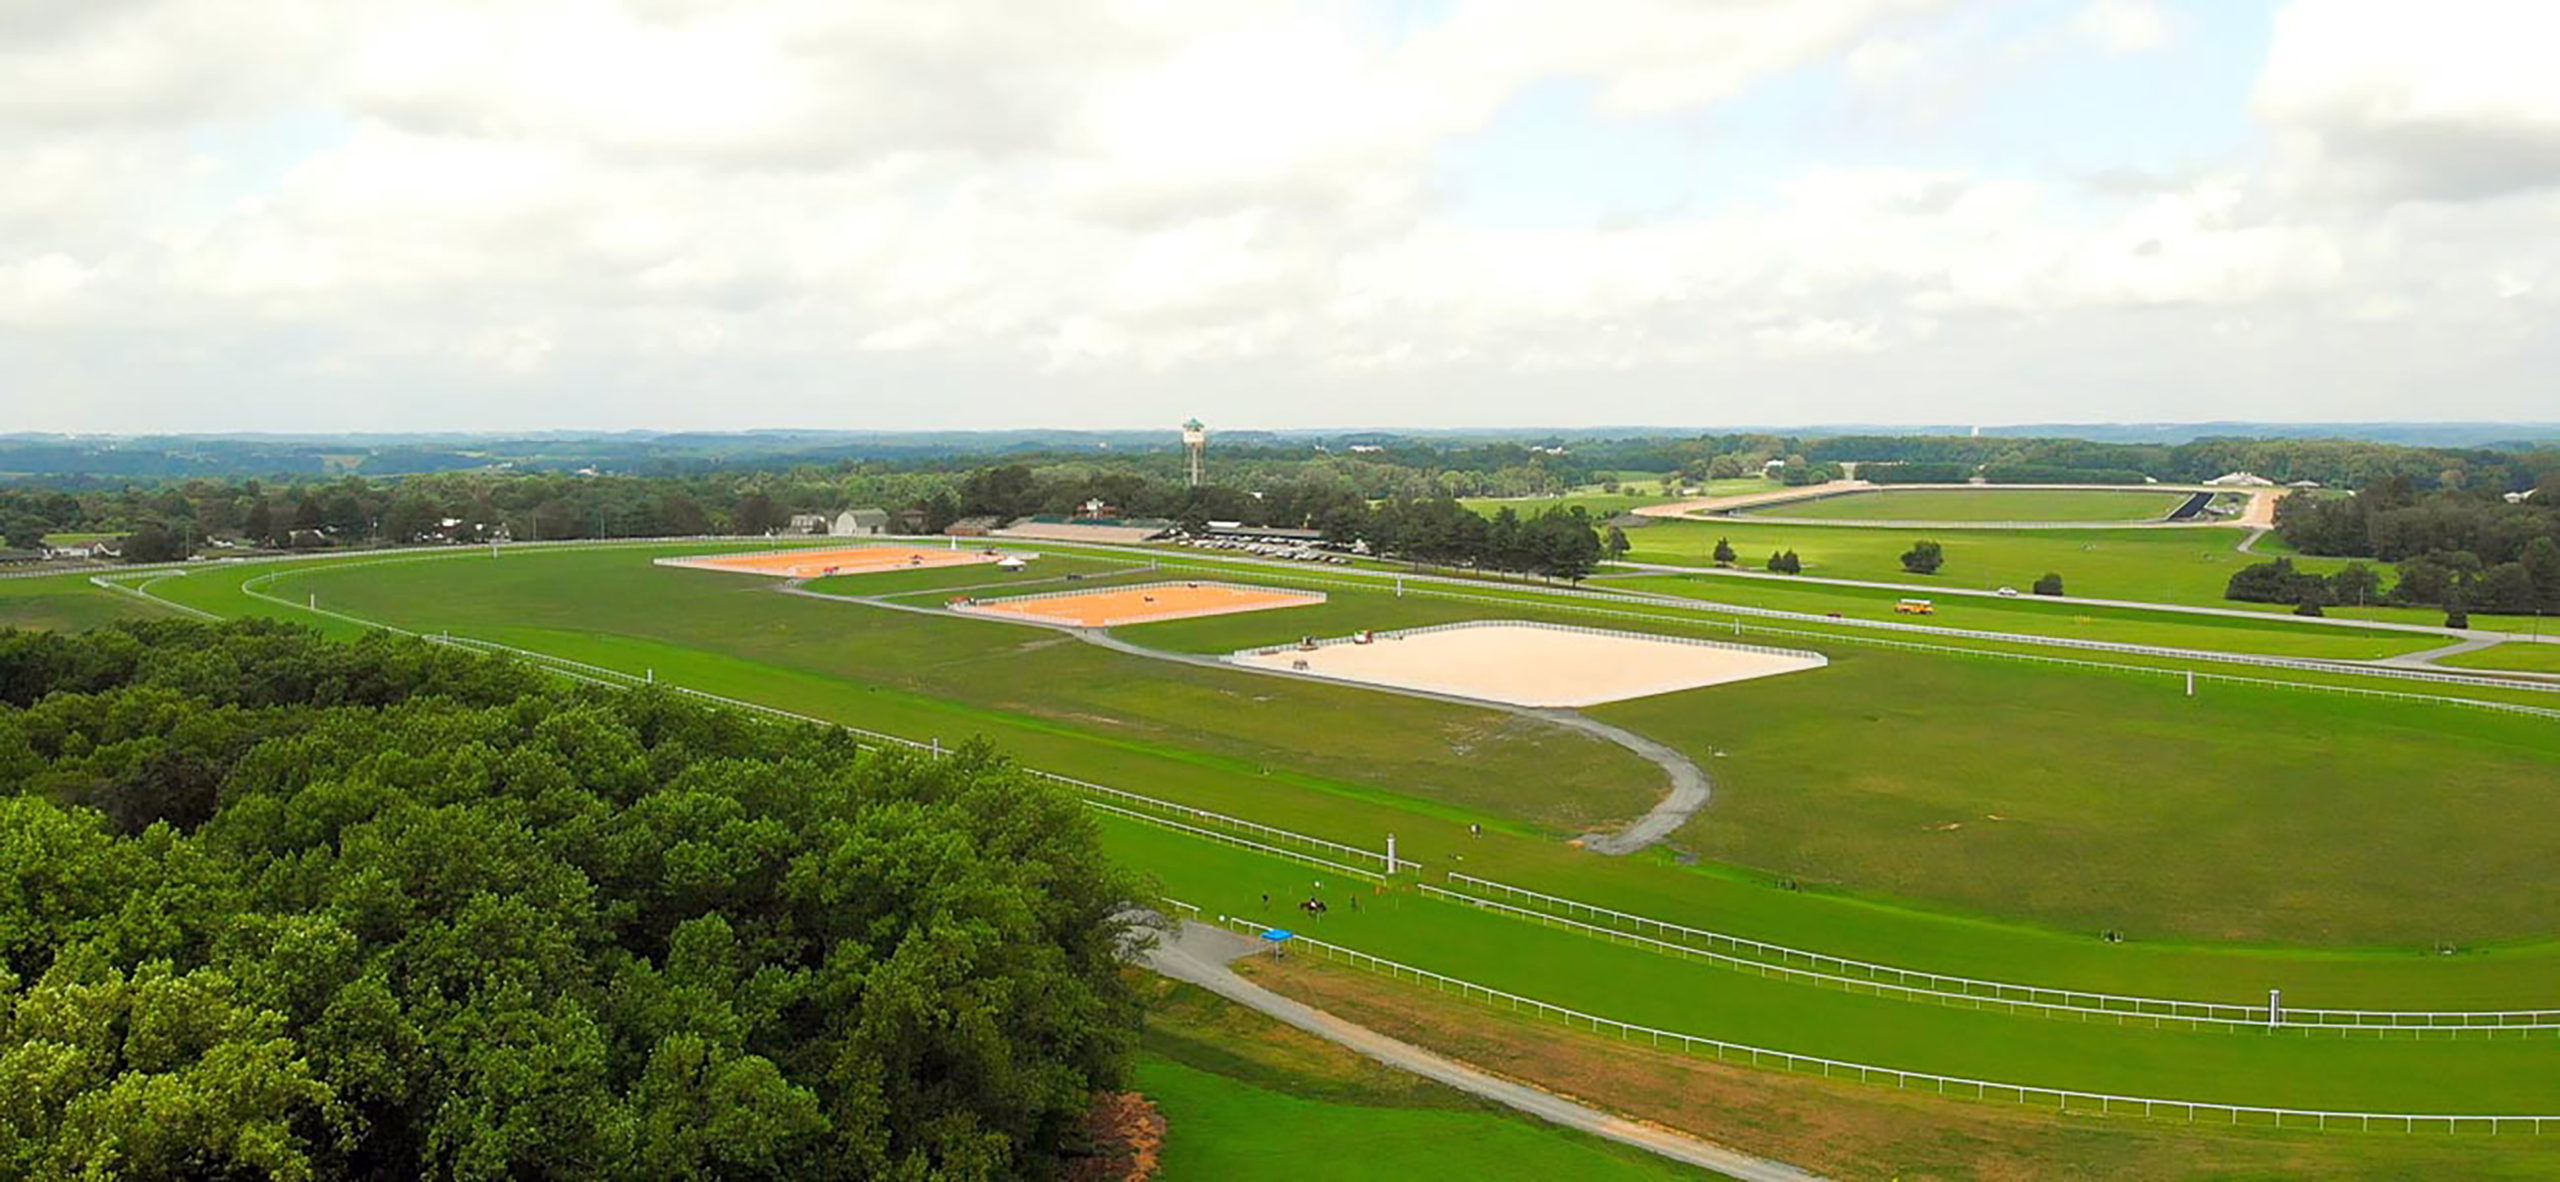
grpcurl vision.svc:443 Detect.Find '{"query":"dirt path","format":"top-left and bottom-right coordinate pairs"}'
top-left (780, 580), bottom-right (1715, 857)
top-left (1139, 919), bottom-right (1822, 1182)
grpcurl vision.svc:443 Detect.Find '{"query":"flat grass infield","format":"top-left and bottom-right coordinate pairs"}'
top-left (2438, 642), bottom-right (2560, 675)
top-left (1108, 818), bottom-right (2560, 1118)
top-left (50, 541), bottom-right (2560, 1123)
top-left (1138, 975), bottom-right (1694, 1180)
top-left (1740, 487), bottom-right (2193, 523)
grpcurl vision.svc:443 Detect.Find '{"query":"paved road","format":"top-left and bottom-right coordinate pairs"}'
top-left (1139, 918), bottom-right (1823, 1182)
top-left (783, 580), bottom-right (1714, 856)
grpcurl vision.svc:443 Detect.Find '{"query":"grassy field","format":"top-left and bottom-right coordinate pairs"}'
top-left (166, 546), bottom-right (1667, 838)
top-left (0, 572), bottom-right (176, 630)
top-left (1598, 571), bottom-right (2437, 660)
top-left (86, 551), bottom-right (2560, 972)
top-left (1250, 957), bottom-right (2560, 1180)
top-left (1108, 818), bottom-right (2560, 1115)
top-left (2438, 641), bottom-right (2560, 674)
top-left (1459, 478), bottom-right (1767, 521)
top-left (1620, 517), bottom-right (2556, 632)
top-left (133, 545), bottom-right (2560, 947)
top-left (1623, 518), bottom-right (2324, 605)
top-left (67, 542), bottom-right (2560, 1127)
top-left (1136, 977), bottom-right (1696, 1180)
top-left (1742, 487), bottom-right (2192, 523)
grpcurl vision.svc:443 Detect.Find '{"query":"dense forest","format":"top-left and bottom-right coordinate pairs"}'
top-left (0, 621), bottom-right (1150, 1179)
top-left (2257, 477), bottom-right (2560, 613)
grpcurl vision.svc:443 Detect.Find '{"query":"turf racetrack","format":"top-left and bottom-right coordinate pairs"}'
top-left (1739, 487), bottom-right (2193, 523)
top-left (36, 542), bottom-right (2560, 1135)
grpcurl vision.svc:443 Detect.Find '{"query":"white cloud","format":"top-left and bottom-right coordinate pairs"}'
top-left (2, 0), bottom-right (2557, 430)
top-left (2258, 0), bottom-right (2560, 202)
top-left (2071, 0), bottom-right (2172, 55)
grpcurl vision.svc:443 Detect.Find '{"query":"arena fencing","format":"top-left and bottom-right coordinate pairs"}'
top-left (1433, 875), bottom-right (2560, 1036)
top-left (1249, 618), bottom-right (1828, 670)
top-left (1056, 541), bottom-right (2560, 694)
top-left (1217, 916), bottom-right (2560, 1133)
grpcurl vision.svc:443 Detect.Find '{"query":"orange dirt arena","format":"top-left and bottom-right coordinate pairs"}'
top-left (952, 581), bottom-right (1325, 628)
top-left (655, 546), bottom-right (1000, 579)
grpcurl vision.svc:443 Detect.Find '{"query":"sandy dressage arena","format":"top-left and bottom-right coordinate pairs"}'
top-left (656, 545), bottom-right (1000, 579)
top-left (1232, 621), bottom-right (1826, 708)
top-left (953, 581), bottom-right (1326, 628)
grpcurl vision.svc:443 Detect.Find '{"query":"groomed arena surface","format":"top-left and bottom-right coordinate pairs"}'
top-left (1230, 620), bottom-right (1827, 707)
top-left (656, 545), bottom-right (1002, 579)
top-left (949, 581), bottom-right (1325, 627)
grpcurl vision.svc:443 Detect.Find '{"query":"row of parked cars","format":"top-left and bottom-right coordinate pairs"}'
top-left (1173, 536), bottom-right (1354, 564)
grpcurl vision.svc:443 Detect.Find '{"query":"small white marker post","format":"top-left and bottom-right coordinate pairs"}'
top-left (930, 737), bottom-right (941, 758)
top-left (2186, 671), bottom-right (2196, 697)
top-left (646, 668), bottom-right (654, 684)
top-left (1396, 576), bottom-right (1404, 598)
top-left (2269, 988), bottom-right (2282, 1029)
top-left (308, 592), bottom-right (315, 610)
top-left (1385, 833), bottom-right (1397, 877)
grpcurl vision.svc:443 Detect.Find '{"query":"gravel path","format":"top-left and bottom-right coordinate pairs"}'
top-left (1139, 918), bottom-right (1822, 1182)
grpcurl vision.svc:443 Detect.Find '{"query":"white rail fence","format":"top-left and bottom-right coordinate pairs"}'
top-left (1220, 916), bottom-right (2560, 1133)
top-left (1432, 876), bottom-right (2560, 1035)
top-left (1103, 558), bottom-right (2560, 720)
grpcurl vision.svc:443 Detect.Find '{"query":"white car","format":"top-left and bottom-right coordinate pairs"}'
top-left (1995, 586), bottom-right (2020, 597)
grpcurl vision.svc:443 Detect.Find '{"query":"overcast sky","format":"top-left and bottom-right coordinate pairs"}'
top-left (4, 0), bottom-right (2557, 434)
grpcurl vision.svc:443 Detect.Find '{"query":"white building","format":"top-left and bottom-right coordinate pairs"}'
top-left (2206, 471), bottom-right (2276, 487)
top-left (833, 509), bottom-right (890, 536)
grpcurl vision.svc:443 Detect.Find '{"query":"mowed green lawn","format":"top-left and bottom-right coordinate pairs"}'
top-left (0, 571), bottom-right (179, 630)
top-left (1600, 572), bottom-right (2437, 661)
top-left (172, 545), bottom-right (1666, 838)
top-left (1744, 487), bottom-right (2192, 523)
top-left (1458, 478), bottom-right (1768, 521)
top-left (1620, 518), bottom-right (2551, 632)
top-left (121, 546), bottom-right (2560, 1002)
top-left (1589, 646), bottom-right (2560, 945)
top-left (1089, 574), bottom-right (2560, 946)
top-left (1623, 518), bottom-right (2316, 605)
top-left (1135, 973), bottom-right (1700, 1180)
top-left (1107, 819), bottom-right (2560, 1116)
top-left (2438, 642), bottom-right (2560, 674)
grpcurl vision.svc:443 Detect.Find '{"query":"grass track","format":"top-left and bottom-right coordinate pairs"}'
top-left (1742, 487), bottom-right (2192, 523)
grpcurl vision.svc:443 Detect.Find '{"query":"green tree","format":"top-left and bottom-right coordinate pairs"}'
top-left (121, 521), bottom-right (187, 563)
top-left (2522, 536), bottom-right (2560, 613)
top-left (1712, 537), bottom-right (1737, 567)
top-left (2032, 572), bottom-right (2064, 596)
top-left (1899, 540), bottom-right (1944, 575)
top-left (1604, 525), bottom-right (1630, 562)
top-left (2331, 562), bottom-right (2383, 608)
top-left (0, 621), bottom-right (1151, 1180)
top-left (1766, 550), bottom-right (1801, 574)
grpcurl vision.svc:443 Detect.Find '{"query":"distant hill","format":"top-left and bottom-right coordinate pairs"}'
top-left (1, 423), bottom-right (2551, 481)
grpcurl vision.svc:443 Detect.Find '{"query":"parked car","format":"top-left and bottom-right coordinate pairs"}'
top-left (1995, 586), bottom-right (2020, 597)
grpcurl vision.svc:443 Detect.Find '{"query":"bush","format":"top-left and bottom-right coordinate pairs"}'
top-left (2294, 600), bottom-right (2325, 617)
top-left (1900, 540), bottom-right (1944, 575)
top-left (1766, 550), bottom-right (1802, 574)
top-left (2032, 572), bottom-right (2065, 596)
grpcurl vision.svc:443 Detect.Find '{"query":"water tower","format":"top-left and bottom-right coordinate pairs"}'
top-left (1182, 418), bottom-right (1208, 487)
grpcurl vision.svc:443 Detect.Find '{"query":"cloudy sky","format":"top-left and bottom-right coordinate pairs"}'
top-left (4, 0), bottom-right (2557, 433)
